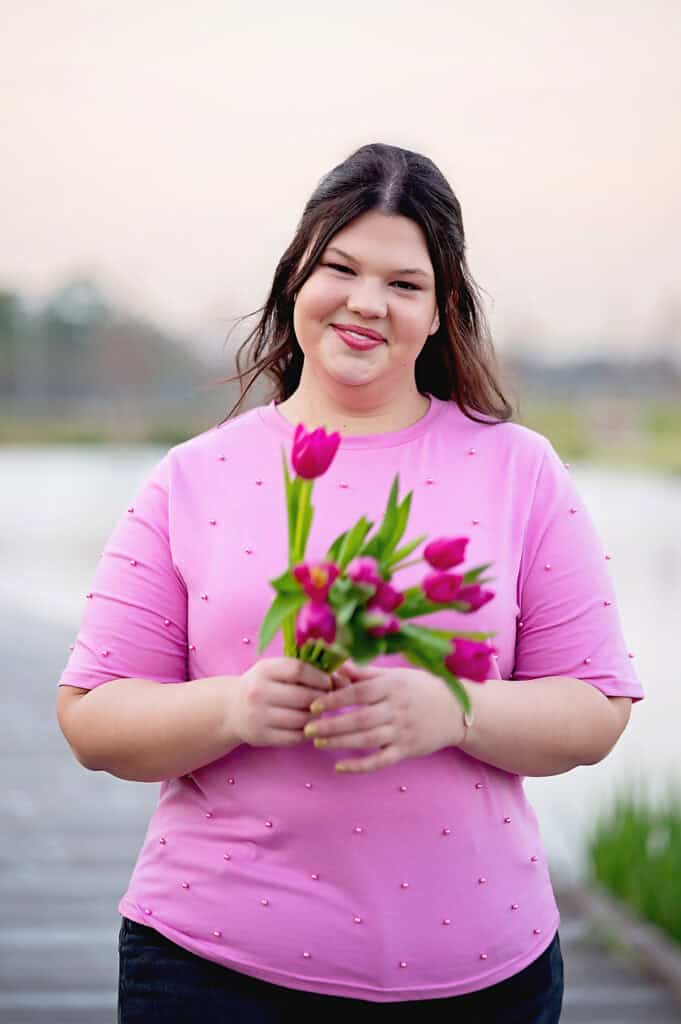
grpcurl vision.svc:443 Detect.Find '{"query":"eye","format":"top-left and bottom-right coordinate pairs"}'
top-left (322, 263), bottom-right (420, 291)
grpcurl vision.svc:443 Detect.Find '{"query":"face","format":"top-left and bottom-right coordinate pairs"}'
top-left (291, 210), bottom-right (439, 397)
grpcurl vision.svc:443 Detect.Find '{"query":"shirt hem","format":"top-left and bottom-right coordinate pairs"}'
top-left (119, 897), bottom-right (561, 1002)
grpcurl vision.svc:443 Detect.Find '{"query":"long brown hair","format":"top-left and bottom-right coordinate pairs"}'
top-left (216, 143), bottom-right (515, 425)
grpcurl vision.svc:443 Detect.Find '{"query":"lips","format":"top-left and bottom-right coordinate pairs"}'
top-left (331, 323), bottom-right (386, 342)
top-left (332, 326), bottom-right (384, 351)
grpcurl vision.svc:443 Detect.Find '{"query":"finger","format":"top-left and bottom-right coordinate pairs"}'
top-left (331, 671), bottom-right (354, 690)
top-left (278, 657), bottom-right (332, 691)
top-left (309, 679), bottom-right (382, 715)
top-left (267, 706), bottom-right (311, 731)
top-left (310, 725), bottom-right (393, 749)
top-left (334, 747), bottom-right (400, 773)
top-left (272, 683), bottom-right (334, 710)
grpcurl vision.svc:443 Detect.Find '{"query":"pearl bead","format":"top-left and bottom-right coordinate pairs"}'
top-left (305, 782), bottom-right (313, 789)
top-left (478, 877), bottom-right (487, 884)
top-left (224, 854), bottom-right (231, 860)
top-left (130, 559), bottom-right (137, 566)
top-left (504, 817), bottom-right (512, 824)
top-left (181, 882), bottom-right (190, 889)
top-left (69, 644), bottom-right (74, 651)
top-left (128, 506), bottom-right (134, 513)
top-left (86, 592), bottom-right (93, 599)
top-left (472, 519), bottom-right (480, 526)
top-left (400, 881), bottom-right (409, 889)
top-left (475, 782), bottom-right (484, 790)
top-left (245, 547), bottom-right (253, 554)
top-left (480, 953), bottom-right (488, 960)
top-left (583, 657), bottom-right (592, 664)
top-left (241, 637), bottom-right (251, 644)
top-left (533, 928), bottom-right (542, 935)
top-left (101, 649), bottom-right (110, 657)
top-left (604, 599), bottom-right (613, 606)
top-left (442, 918), bottom-right (451, 926)
top-left (303, 951), bottom-right (311, 958)
top-left (201, 593), bottom-right (208, 600)
top-left (399, 961), bottom-right (408, 968)
top-left (206, 812), bottom-right (213, 819)
top-left (159, 837), bottom-right (167, 845)
top-left (531, 855), bottom-right (539, 862)
top-left (265, 820), bottom-right (273, 828)
top-left (511, 903), bottom-right (519, 910)
top-left (260, 899), bottom-right (269, 906)
top-left (337, 481), bottom-right (348, 489)
top-left (163, 619), bottom-right (171, 626)
top-left (188, 644), bottom-right (196, 651)
top-left (398, 785), bottom-right (408, 792)
top-left (227, 777), bottom-right (235, 785)
top-left (544, 563), bottom-right (552, 571)
top-left (468, 448), bottom-right (476, 455)
top-left (563, 462), bottom-right (570, 469)
top-left (311, 873), bottom-right (319, 880)
top-left (425, 478), bottom-right (435, 485)
top-left (209, 519), bottom-right (217, 526)
top-left (144, 908), bottom-right (152, 915)
top-left (255, 479), bottom-right (263, 486)
top-left (628, 652), bottom-right (635, 659)
top-left (213, 930), bottom-right (222, 938)
top-left (353, 826), bottom-right (364, 834)
top-left (570, 507), bottom-right (577, 514)
top-left (442, 828), bottom-right (451, 836)
top-left (605, 553), bottom-right (612, 560)
top-left (218, 454), bottom-right (225, 460)
top-left (353, 916), bottom-right (362, 923)
top-left (518, 620), bottom-right (524, 628)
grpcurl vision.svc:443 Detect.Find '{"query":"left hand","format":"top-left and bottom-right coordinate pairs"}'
top-left (303, 661), bottom-right (466, 773)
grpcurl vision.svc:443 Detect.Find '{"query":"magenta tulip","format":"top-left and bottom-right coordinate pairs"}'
top-left (456, 584), bottom-right (495, 612)
top-left (346, 556), bottom-right (382, 591)
top-left (296, 601), bottom-right (337, 647)
top-left (368, 580), bottom-right (405, 613)
top-left (422, 571), bottom-right (463, 603)
top-left (293, 561), bottom-right (340, 603)
top-left (445, 638), bottom-right (496, 683)
top-left (363, 609), bottom-right (401, 638)
top-left (292, 423), bottom-right (341, 480)
top-left (423, 536), bottom-right (469, 570)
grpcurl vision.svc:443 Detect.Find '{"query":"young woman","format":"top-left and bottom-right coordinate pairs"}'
top-left (56, 143), bottom-right (644, 1023)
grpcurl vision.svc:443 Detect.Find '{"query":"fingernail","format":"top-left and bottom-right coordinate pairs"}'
top-left (335, 763), bottom-right (347, 772)
top-left (309, 700), bottom-right (323, 714)
top-left (304, 723), bottom-right (318, 738)
top-left (313, 737), bottom-right (328, 748)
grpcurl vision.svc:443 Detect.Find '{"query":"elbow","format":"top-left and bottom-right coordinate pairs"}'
top-left (580, 700), bottom-right (631, 766)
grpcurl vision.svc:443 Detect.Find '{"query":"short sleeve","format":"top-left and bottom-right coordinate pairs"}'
top-left (513, 440), bottom-right (644, 702)
top-left (58, 453), bottom-right (188, 689)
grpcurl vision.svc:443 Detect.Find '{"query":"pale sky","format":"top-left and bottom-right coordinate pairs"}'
top-left (2, 0), bottom-right (680, 366)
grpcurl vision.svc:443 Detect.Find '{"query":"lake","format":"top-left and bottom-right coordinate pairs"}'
top-left (2, 444), bottom-right (678, 885)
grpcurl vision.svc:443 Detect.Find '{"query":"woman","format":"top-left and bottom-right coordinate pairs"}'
top-left (56, 142), bottom-right (644, 1022)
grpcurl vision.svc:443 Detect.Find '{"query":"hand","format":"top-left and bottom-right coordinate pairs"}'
top-left (303, 660), bottom-right (467, 773)
top-left (234, 658), bottom-right (333, 747)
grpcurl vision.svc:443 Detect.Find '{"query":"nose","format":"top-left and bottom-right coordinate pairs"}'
top-left (345, 278), bottom-right (388, 319)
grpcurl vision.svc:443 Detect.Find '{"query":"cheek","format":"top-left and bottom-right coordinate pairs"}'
top-left (297, 278), bottom-right (346, 325)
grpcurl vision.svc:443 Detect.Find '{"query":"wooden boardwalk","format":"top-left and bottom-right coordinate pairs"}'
top-left (2, 607), bottom-right (679, 1023)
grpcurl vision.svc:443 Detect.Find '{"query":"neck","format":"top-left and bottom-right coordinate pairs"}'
top-left (276, 386), bottom-right (431, 436)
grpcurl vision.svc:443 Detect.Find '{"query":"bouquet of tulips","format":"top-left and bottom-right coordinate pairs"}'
top-left (258, 420), bottom-right (497, 719)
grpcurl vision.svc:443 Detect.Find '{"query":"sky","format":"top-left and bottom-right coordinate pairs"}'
top-left (2, 0), bottom-right (680, 366)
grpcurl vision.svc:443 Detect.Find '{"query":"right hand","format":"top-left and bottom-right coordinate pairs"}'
top-left (232, 657), bottom-right (333, 747)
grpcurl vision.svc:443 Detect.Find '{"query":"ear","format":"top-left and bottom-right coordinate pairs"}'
top-left (429, 309), bottom-right (440, 335)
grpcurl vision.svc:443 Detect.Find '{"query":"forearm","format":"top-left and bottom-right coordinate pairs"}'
top-left (70, 676), bottom-right (243, 783)
top-left (456, 676), bottom-right (623, 777)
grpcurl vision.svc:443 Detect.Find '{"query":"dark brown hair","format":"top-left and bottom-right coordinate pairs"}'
top-left (216, 142), bottom-right (515, 425)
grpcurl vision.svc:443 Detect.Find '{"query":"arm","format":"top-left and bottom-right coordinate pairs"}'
top-left (457, 675), bottom-right (632, 777)
top-left (57, 676), bottom-right (243, 783)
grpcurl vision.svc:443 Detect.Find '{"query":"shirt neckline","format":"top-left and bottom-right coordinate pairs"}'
top-left (257, 392), bottom-right (447, 450)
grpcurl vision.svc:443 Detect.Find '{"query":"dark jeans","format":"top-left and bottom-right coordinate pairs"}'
top-left (118, 915), bottom-right (564, 1023)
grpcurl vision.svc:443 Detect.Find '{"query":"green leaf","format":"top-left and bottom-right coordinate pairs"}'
top-left (462, 563), bottom-right (493, 584)
top-left (258, 591), bottom-right (307, 653)
top-left (336, 517), bottom-right (374, 570)
top-left (385, 533), bottom-right (428, 570)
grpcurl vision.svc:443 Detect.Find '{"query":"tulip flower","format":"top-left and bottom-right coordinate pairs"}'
top-left (362, 608), bottom-right (401, 638)
top-left (346, 556), bottom-right (382, 591)
top-left (368, 580), bottom-right (405, 613)
top-left (445, 638), bottom-right (497, 683)
top-left (292, 423), bottom-right (341, 480)
top-left (456, 584), bottom-right (495, 612)
top-left (296, 601), bottom-right (337, 647)
top-left (422, 571), bottom-right (464, 603)
top-left (423, 536), bottom-right (469, 570)
top-left (293, 561), bottom-right (340, 603)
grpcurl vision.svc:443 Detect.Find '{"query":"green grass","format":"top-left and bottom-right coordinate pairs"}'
top-left (587, 781), bottom-right (681, 947)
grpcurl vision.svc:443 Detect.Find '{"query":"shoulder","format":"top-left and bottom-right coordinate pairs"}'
top-left (164, 404), bottom-right (264, 472)
top-left (441, 401), bottom-right (557, 471)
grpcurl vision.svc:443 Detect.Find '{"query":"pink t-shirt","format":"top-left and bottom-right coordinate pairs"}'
top-left (58, 393), bottom-right (644, 1002)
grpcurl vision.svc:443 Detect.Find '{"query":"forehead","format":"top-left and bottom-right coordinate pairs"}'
top-left (328, 211), bottom-right (430, 260)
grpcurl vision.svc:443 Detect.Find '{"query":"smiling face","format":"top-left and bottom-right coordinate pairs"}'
top-left (289, 210), bottom-right (440, 420)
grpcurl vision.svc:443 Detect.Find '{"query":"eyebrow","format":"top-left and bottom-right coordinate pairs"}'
top-left (325, 246), bottom-right (432, 280)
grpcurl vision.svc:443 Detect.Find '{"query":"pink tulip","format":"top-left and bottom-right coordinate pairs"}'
top-left (363, 608), bottom-right (401, 638)
top-left (445, 638), bottom-right (496, 683)
top-left (456, 584), bottom-right (495, 612)
top-left (292, 423), bottom-right (341, 480)
top-left (423, 536), bottom-right (469, 570)
top-left (293, 561), bottom-right (340, 603)
top-left (346, 556), bottom-right (382, 592)
top-left (296, 601), bottom-right (337, 647)
top-left (422, 571), bottom-right (463, 603)
top-left (368, 580), bottom-right (405, 613)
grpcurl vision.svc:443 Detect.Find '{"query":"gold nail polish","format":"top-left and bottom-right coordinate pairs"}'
top-left (304, 723), bottom-right (318, 738)
top-left (313, 737), bottom-right (328, 748)
top-left (309, 701), bottom-right (323, 715)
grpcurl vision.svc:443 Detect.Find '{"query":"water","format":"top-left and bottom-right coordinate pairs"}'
top-left (2, 445), bottom-right (679, 884)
